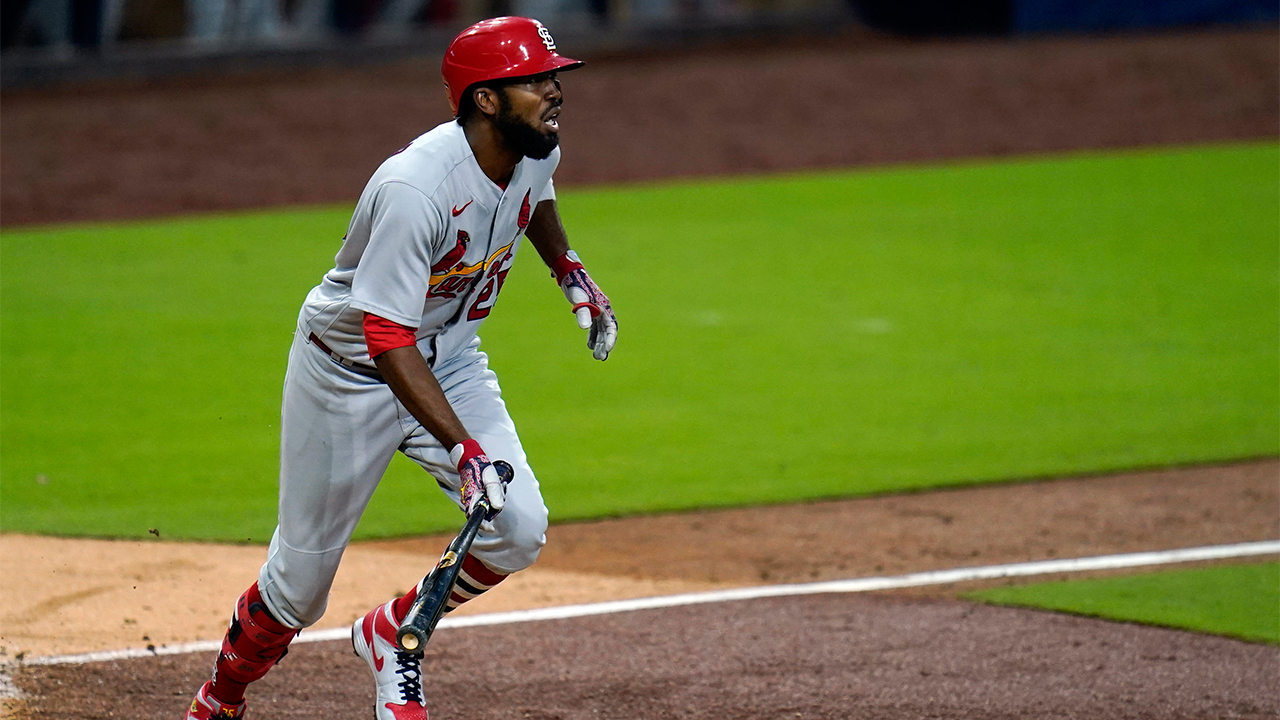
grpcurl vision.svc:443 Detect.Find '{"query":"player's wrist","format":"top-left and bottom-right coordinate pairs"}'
top-left (549, 251), bottom-right (584, 284)
top-left (450, 439), bottom-right (486, 470)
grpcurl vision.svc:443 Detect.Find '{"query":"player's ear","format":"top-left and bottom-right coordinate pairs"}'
top-left (473, 87), bottom-right (501, 118)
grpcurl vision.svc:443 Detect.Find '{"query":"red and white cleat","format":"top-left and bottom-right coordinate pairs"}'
top-left (185, 681), bottom-right (245, 719)
top-left (352, 600), bottom-right (429, 720)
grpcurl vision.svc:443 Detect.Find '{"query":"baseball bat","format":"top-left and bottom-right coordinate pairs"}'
top-left (396, 460), bottom-right (513, 653)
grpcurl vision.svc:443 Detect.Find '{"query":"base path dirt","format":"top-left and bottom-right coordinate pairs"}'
top-left (11, 594), bottom-right (1279, 719)
top-left (1, 459), bottom-right (1275, 653)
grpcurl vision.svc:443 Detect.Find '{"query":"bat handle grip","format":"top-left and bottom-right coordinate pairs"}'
top-left (481, 460), bottom-right (515, 517)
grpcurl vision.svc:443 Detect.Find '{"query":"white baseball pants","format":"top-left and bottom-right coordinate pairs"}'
top-left (257, 326), bottom-right (549, 629)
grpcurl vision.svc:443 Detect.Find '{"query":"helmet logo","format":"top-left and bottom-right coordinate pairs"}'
top-left (533, 20), bottom-right (556, 51)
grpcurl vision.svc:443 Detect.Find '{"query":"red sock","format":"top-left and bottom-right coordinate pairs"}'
top-left (389, 554), bottom-right (509, 623)
top-left (391, 584), bottom-right (420, 624)
top-left (446, 554), bottom-right (508, 613)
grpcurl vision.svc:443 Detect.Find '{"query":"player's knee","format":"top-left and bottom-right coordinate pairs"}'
top-left (507, 513), bottom-right (549, 571)
top-left (479, 503), bottom-right (548, 573)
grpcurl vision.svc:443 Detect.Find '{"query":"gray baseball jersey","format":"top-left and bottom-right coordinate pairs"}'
top-left (304, 120), bottom-right (558, 366)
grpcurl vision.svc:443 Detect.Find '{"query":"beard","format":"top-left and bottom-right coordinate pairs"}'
top-left (494, 94), bottom-right (560, 160)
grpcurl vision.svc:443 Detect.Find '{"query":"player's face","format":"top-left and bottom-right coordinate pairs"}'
top-left (493, 73), bottom-right (562, 160)
top-left (502, 72), bottom-right (562, 132)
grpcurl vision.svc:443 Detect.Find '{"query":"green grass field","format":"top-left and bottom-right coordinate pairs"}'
top-left (966, 562), bottom-right (1280, 644)
top-left (2, 141), bottom-right (1277, 541)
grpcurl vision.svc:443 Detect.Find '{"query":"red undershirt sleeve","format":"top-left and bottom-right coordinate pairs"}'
top-left (363, 312), bottom-right (418, 359)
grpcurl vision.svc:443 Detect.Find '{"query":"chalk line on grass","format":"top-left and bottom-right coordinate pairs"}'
top-left (17, 540), bottom-right (1279, 667)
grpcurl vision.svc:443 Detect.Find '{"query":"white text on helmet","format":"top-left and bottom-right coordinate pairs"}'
top-left (533, 20), bottom-right (556, 51)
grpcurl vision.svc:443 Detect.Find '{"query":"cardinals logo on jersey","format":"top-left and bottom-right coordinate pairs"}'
top-left (431, 230), bottom-right (470, 274)
top-left (429, 238), bottom-right (515, 301)
top-left (517, 191), bottom-right (531, 231)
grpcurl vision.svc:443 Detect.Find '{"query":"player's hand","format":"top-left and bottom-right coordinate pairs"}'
top-left (551, 251), bottom-right (618, 361)
top-left (450, 440), bottom-right (509, 520)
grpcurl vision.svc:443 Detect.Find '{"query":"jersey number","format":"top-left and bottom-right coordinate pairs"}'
top-left (466, 268), bottom-right (510, 321)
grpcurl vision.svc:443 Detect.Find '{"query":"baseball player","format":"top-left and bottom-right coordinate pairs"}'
top-left (185, 17), bottom-right (616, 719)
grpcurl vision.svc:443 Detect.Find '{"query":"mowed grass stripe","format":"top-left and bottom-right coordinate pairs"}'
top-left (966, 562), bottom-right (1280, 644)
top-left (2, 142), bottom-right (1276, 541)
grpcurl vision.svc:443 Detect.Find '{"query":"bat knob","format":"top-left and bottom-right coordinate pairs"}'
top-left (493, 460), bottom-right (514, 484)
top-left (397, 624), bottom-right (426, 652)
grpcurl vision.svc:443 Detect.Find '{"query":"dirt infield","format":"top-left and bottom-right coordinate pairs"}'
top-left (12, 593), bottom-right (1280, 719)
top-left (3, 461), bottom-right (1277, 718)
top-left (1, 24), bottom-right (1278, 720)
top-left (2, 460), bottom-right (1277, 662)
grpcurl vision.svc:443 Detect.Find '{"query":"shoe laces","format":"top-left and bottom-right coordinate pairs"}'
top-left (393, 651), bottom-right (424, 704)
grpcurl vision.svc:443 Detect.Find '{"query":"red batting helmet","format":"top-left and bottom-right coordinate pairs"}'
top-left (442, 17), bottom-right (584, 116)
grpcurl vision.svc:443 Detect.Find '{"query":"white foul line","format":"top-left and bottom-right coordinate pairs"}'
top-left (19, 540), bottom-right (1279, 667)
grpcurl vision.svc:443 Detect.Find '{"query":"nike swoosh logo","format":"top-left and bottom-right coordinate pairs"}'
top-left (363, 614), bottom-right (384, 672)
top-left (452, 200), bottom-right (472, 217)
